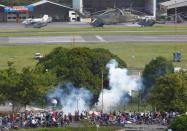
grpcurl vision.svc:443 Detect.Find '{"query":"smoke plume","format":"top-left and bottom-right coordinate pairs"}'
top-left (96, 59), bottom-right (141, 112)
top-left (47, 83), bottom-right (93, 114)
top-left (47, 59), bottom-right (141, 113)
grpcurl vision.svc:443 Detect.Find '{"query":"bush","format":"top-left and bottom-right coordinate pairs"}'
top-left (169, 114), bottom-right (187, 131)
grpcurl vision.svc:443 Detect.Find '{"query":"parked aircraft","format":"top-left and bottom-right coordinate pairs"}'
top-left (22, 15), bottom-right (52, 28)
top-left (90, 8), bottom-right (155, 27)
top-left (77, 8), bottom-right (155, 27)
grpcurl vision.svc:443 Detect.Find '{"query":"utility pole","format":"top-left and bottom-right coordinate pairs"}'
top-left (174, 0), bottom-right (177, 24)
top-left (101, 71), bottom-right (104, 112)
top-left (114, 0), bottom-right (117, 8)
top-left (76, 97), bottom-right (79, 111)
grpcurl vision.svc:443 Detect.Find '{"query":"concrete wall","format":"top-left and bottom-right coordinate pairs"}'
top-left (81, 0), bottom-right (145, 13)
top-left (73, 0), bottom-right (156, 18)
top-left (145, 0), bottom-right (156, 18)
top-left (73, 0), bottom-right (83, 13)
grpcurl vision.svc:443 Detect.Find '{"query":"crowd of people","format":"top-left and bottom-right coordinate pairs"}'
top-left (88, 111), bottom-right (179, 126)
top-left (0, 110), bottom-right (75, 129)
top-left (0, 110), bottom-right (179, 130)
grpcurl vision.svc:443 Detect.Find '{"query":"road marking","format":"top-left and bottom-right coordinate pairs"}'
top-left (96, 35), bottom-right (106, 42)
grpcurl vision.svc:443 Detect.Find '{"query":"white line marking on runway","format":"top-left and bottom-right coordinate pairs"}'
top-left (96, 35), bottom-right (106, 42)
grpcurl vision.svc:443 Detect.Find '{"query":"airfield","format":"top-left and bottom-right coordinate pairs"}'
top-left (0, 22), bottom-right (187, 45)
top-left (0, 22), bottom-right (187, 71)
top-left (1, 35), bottom-right (187, 45)
top-left (0, 22), bottom-right (186, 131)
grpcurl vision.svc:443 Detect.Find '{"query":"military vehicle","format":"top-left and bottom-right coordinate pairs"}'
top-left (90, 8), bottom-right (155, 27)
top-left (77, 8), bottom-right (155, 27)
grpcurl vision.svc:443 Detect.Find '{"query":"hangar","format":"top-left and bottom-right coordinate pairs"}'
top-left (30, 0), bottom-right (72, 22)
top-left (73, 0), bottom-right (156, 18)
top-left (160, 0), bottom-right (187, 20)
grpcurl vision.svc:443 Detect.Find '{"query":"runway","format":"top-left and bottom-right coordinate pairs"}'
top-left (0, 35), bottom-right (187, 45)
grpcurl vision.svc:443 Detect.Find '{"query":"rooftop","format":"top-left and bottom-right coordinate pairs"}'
top-left (160, 0), bottom-right (187, 9)
top-left (30, 0), bottom-right (72, 9)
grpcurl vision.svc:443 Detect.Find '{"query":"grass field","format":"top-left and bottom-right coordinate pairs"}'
top-left (1, 25), bottom-right (187, 36)
top-left (16, 127), bottom-right (120, 131)
top-left (0, 43), bottom-right (187, 71)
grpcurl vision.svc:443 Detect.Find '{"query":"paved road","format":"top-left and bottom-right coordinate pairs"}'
top-left (0, 22), bottom-right (141, 29)
top-left (0, 35), bottom-right (187, 45)
top-left (1, 22), bottom-right (187, 29)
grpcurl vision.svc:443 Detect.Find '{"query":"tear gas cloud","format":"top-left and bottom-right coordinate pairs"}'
top-left (96, 59), bottom-right (141, 112)
top-left (47, 83), bottom-right (93, 114)
top-left (47, 59), bottom-right (142, 113)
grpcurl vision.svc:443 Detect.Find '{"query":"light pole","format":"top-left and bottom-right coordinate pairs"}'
top-left (101, 71), bottom-right (104, 112)
top-left (174, 0), bottom-right (177, 24)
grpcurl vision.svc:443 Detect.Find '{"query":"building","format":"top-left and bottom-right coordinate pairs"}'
top-left (30, 0), bottom-right (72, 22)
top-left (160, 0), bottom-right (187, 15)
top-left (160, 0), bottom-right (187, 21)
top-left (4, 6), bottom-right (33, 22)
top-left (73, 0), bottom-right (156, 18)
top-left (0, 4), bottom-right (6, 22)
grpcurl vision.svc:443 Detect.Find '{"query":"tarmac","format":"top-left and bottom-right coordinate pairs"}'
top-left (0, 35), bottom-right (187, 45)
top-left (0, 22), bottom-right (187, 45)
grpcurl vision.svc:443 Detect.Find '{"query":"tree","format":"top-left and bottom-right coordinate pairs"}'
top-left (0, 62), bottom-right (56, 112)
top-left (18, 67), bottom-right (56, 108)
top-left (142, 56), bottom-right (173, 97)
top-left (36, 47), bottom-right (126, 99)
top-left (149, 72), bottom-right (187, 113)
top-left (0, 62), bottom-right (22, 112)
top-left (169, 114), bottom-right (187, 131)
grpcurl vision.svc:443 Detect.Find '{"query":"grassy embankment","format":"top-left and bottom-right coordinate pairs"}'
top-left (0, 25), bottom-right (187, 36)
top-left (0, 43), bottom-right (186, 71)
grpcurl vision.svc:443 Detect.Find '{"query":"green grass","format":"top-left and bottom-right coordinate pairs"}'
top-left (1, 25), bottom-right (187, 36)
top-left (1, 43), bottom-right (187, 71)
top-left (16, 126), bottom-right (120, 131)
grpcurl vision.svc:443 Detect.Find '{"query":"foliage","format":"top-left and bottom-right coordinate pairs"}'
top-left (142, 56), bottom-right (173, 97)
top-left (149, 72), bottom-right (187, 113)
top-left (169, 114), bottom-right (187, 131)
top-left (0, 61), bottom-right (21, 111)
top-left (18, 67), bottom-right (56, 106)
top-left (0, 62), bottom-right (56, 112)
top-left (36, 47), bottom-right (126, 96)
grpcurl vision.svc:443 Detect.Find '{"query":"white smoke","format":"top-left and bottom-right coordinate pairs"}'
top-left (47, 59), bottom-right (142, 113)
top-left (47, 83), bottom-right (93, 114)
top-left (96, 59), bottom-right (141, 112)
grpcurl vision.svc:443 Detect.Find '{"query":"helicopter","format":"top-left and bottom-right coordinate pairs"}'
top-left (90, 8), bottom-right (156, 27)
top-left (76, 8), bottom-right (156, 27)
